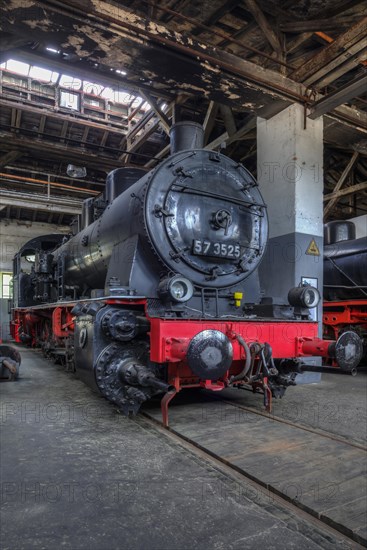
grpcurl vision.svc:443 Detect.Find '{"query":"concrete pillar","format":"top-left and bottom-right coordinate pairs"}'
top-left (257, 103), bottom-right (323, 332)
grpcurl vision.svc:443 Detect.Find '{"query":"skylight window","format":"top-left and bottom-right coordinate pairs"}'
top-left (29, 66), bottom-right (59, 83)
top-left (83, 81), bottom-right (103, 95)
top-left (131, 96), bottom-right (143, 109)
top-left (59, 74), bottom-right (82, 90)
top-left (5, 59), bottom-right (30, 76)
top-left (101, 87), bottom-right (114, 100)
top-left (114, 91), bottom-right (133, 105)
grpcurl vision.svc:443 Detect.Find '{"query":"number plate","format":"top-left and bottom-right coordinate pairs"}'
top-left (192, 239), bottom-right (241, 259)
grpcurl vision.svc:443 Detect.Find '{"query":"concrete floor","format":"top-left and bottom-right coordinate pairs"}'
top-left (218, 367), bottom-right (367, 445)
top-left (1, 347), bottom-right (365, 550)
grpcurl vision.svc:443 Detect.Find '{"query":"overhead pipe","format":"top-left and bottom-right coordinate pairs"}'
top-left (0, 172), bottom-right (99, 195)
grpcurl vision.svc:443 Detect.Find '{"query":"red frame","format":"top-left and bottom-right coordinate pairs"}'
top-left (148, 317), bottom-right (318, 363)
top-left (323, 300), bottom-right (367, 339)
top-left (11, 298), bottom-right (341, 423)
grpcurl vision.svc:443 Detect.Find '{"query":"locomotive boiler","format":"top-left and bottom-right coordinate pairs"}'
top-left (11, 122), bottom-right (363, 424)
top-left (323, 220), bottom-right (367, 368)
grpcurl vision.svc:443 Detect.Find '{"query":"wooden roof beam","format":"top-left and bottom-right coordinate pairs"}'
top-left (279, 16), bottom-right (360, 33)
top-left (290, 17), bottom-right (367, 85)
top-left (244, 0), bottom-right (283, 54)
top-left (219, 105), bottom-right (237, 136)
top-left (309, 73), bottom-right (367, 119)
top-left (0, 98), bottom-right (128, 135)
top-left (203, 101), bottom-right (219, 145)
top-left (138, 90), bottom-right (171, 134)
top-left (323, 181), bottom-right (367, 201)
top-left (0, 151), bottom-right (21, 168)
top-left (324, 151), bottom-right (359, 217)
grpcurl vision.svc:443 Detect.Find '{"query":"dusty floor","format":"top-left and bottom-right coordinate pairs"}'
top-left (1, 347), bottom-right (365, 550)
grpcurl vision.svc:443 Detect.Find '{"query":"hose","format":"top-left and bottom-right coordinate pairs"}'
top-left (229, 335), bottom-right (251, 384)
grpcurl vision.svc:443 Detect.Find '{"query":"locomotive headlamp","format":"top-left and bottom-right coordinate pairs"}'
top-left (288, 285), bottom-right (320, 309)
top-left (158, 275), bottom-right (194, 303)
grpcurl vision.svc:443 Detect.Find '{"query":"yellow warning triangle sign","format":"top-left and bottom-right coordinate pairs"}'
top-left (306, 238), bottom-right (320, 256)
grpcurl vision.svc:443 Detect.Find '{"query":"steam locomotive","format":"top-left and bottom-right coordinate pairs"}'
top-left (323, 220), bottom-right (367, 369)
top-left (10, 122), bottom-right (363, 424)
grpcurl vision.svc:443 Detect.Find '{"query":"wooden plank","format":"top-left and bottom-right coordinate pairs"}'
top-left (317, 47), bottom-right (367, 88)
top-left (0, 132), bottom-right (120, 172)
top-left (309, 74), bottom-right (367, 119)
top-left (323, 181), bottom-right (367, 201)
top-left (99, 130), bottom-right (109, 148)
top-left (138, 90), bottom-right (171, 134)
top-left (306, 42), bottom-right (367, 88)
top-left (220, 105), bottom-right (237, 136)
top-left (203, 101), bottom-right (219, 145)
top-left (144, 144), bottom-right (170, 169)
top-left (244, 0), bottom-right (282, 53)
top-left (60, 120), bottom-right (68, 142)
top-left (290, 17), bottom-right (367, 84)
top-left (38, 114), bottom-right (46, 136)
top-left (206, 117), bottom-right (256, 150)
top-left (206, 131), bottom-right (229, 151)
top-left (279, 16), bottom-right (360, 33)
top-left (324, 152), bottom-right (359, 217)
top-left (0, 98), bottom-right (128, 134)
top-left (0, 151), bottom-right (21, 168)
top-left (15, 109), bottom-right (22, 129)
top-left (81, 126), bottom-right (90, 144)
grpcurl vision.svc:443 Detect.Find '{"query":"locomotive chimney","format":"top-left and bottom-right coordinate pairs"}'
top-left (170, 121), bottom-right (204, 154)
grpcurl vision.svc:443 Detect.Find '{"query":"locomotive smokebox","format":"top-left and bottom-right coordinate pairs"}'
top-left (170, 121), bottom-right (204, 153)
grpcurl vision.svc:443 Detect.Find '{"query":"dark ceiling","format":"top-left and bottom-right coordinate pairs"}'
top-left (0, 0), bottom-right (366, 225)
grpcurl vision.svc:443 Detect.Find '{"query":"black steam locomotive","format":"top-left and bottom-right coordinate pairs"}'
top-left (323, 220), bottom-right (367, 367)
top-left (11, 122), bottom-right (362, 424)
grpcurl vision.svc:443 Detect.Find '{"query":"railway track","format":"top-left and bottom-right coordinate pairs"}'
top-left (142, 391), bottom-right (367, 547)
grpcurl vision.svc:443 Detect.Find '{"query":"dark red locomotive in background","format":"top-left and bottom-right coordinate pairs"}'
top-left (10, 122), bottom-right (363, 424)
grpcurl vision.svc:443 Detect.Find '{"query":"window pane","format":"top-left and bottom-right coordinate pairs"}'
top-left (6, 59), bottom-right (30, 76)
top-left (83, 81), bottom-right (103, 95)
top-left (101, 87), bottom-right (114, 100)
top-left (29, 66), bottom-right (53, 81)
top-left (114, 91), bottom-right (133, 105)
top-left (1, 273), bottom-right (12, 299)
top-left (3, 274), bottom-right (12, 286)
top-left (60, 90), bottom-right (80, 110)
top-left (59, 74), bottom-right (82, 90)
